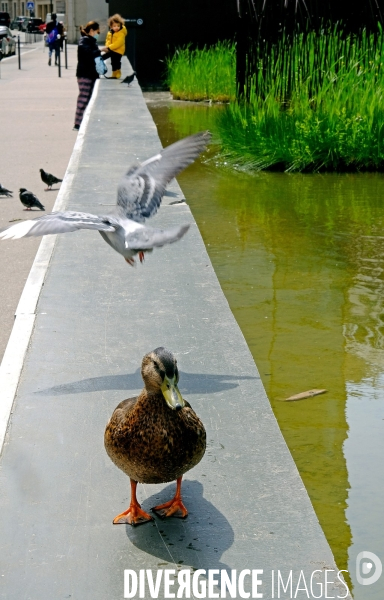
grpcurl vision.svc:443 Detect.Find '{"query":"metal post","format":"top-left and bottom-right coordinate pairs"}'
top-left (64, 36), bottom-right (67, 69)
top-left (58, 42), bottom-right (61, 77)
top-left (131, 28), bottom-right (136, 71)
top-left (17, 35), bottom-right (21, 69)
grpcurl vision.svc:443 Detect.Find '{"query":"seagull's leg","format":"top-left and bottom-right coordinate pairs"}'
top-left (139, 251), bottom-right (145, 263)
top-left (151, 477), bottom-right (188, 519)
top-left (125, 257), bottom-right (135, 266)
top-left (113, 479), bottom-right (153, 525)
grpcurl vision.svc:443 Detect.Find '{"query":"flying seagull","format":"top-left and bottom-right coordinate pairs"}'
top-left (19, 188), bottom-right (45, 211)
top-left (0, 184), bottom-right (13, 197)
top-left (40, 168), bottom-right (63, 190)
top-left (1, 132), bottom-right (211, 266)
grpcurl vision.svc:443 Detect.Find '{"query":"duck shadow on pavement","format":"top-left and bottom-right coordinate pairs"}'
top-left (36, 369), bottom-right (258, 397)
top-left (126, 480), bottom-right (234, 573)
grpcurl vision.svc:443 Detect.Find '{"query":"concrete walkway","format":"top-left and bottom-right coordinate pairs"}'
top-left (0, 59), bottom-right (351, 599)
top-left (0, 39), bottom-right (79, 362)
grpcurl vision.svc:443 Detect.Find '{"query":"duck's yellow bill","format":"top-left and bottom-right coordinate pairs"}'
top-left (161, 376), bottom-right (185, 411)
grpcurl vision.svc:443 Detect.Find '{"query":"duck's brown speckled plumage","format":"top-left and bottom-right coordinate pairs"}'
top-left (104, 348), bottom-right (206, 486)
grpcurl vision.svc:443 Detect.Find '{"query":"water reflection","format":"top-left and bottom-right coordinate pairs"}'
top-left (146, 96), bottom-right (384, 598)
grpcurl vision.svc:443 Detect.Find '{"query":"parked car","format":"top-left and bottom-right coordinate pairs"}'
top-left (38, 22), bottom-right (46, 32)
top-left (0, 11), bottom-right (10, 27)
top-left (10, 18), bottom-right (19, 30)
top-left (16, 16), bottom-right (31, 31)
top-left (0, 26), bottom-right (16, 58)
top-left (27, 17), bottom-right (44, 32)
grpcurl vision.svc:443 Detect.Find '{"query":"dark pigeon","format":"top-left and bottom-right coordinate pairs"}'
top-left (19, 188), bottom-right (45, 211)
top-left (0, 184), bottom-right (13, 197)
top-left (121, 72), bottom-right (136, 86)
top-left (40, 168), bottom-right (63, 190)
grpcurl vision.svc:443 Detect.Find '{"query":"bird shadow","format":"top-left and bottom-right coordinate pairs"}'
top-left (126, 480), bottom-right (234, 572)
top-left (36, 369), bottom-right (258, 397)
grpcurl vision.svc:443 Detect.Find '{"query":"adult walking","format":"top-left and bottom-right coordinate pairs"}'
top-left (73, 21), bottom-right (101, 131)
top-left (46, 13), bottom-right (64, 66)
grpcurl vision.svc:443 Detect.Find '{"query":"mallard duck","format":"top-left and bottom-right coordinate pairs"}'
top-left (105, 347), bottom-right (206, 525)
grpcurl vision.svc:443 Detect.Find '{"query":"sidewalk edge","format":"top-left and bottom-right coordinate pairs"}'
top-left (0, 80), bottom-right (100, 454)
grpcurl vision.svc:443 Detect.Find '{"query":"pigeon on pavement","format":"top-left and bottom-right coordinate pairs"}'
top-left (19, 188), bottom-right (45, 211)
top-left (40, 168), bottom-right (63, 190)
top-left (1, 132), bottom-right (211, 266)
top-left (0, 184), bottom-right (13, 197)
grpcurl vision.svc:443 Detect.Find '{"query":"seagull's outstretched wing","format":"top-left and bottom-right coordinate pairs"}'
top-left (125, 224), bottom-right (190, 250)
top-left (0, 211), bottom-right (118, 240)
top-left (117, 131), bottom-right (211, 222)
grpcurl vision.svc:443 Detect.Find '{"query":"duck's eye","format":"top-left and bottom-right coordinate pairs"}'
top-left (153, 361), bottom-right (165, 378)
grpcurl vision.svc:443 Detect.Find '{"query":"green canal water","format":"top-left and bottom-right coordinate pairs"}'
top-left (146, 94), bottom-right (384, 599)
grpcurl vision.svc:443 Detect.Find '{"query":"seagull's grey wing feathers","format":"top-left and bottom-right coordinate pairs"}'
top-left (117, 131), bottom-right (211, 222)
top-left (0, 211), bottom-right (118, 240)
top-left (125, 224), bottom-right (190, 250)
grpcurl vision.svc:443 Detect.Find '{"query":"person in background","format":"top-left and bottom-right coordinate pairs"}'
top-left (101, 14), bottom-right (127, 79)
top-left (46, 13), bottom-right (64, 66)
top-left (73, 21), bottom-right (101, 131)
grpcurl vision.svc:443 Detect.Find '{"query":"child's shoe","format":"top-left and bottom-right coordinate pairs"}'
top-left (111, 70), bottom-right (118, 78)
top-left (115, 70), bottom-right (121, 79)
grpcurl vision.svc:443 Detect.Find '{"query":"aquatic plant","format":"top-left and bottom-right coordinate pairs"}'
top-left (165, 42), bottom-right (236, 103)
top-left (218, 26), bottom-right (384, 172)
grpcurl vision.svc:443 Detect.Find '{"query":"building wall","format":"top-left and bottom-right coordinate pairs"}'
top-left (109, 0), bottom-right (237, 85)
top-left (65, 0), bottom-right (108, 43)
top-left (35, 1), bottom-right (64, 21)
top-left (7, 0), bottom-right (25, 19)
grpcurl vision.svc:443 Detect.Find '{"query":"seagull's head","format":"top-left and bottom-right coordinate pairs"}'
top-left (141, 347), bottom-right (185, 411)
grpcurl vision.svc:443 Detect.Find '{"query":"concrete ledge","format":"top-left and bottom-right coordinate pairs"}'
top-left (0, 60), bottom-right (351, 599)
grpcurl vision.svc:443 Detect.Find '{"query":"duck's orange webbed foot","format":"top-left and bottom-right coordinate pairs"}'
top-left (152, 497), bottom-right (188, 519)
top-left (113, 504), bottom-right (153, 526)
top-left (151, 477), bottom-right (188, 519)
top-left (113, 479), bottom-right (153, 526)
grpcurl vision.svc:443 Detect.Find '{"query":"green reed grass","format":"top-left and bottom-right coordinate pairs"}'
top-left (218, 26), bottom-right (384, 172)
top-left (165, 42), bottom-right (236, 102)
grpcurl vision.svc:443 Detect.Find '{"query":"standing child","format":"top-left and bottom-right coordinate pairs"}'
top-left (101, 14), bottom-right (127, 79)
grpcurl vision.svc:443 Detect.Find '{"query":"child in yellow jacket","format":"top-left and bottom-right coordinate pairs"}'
top-left (101, 14), bottom-right (127, 79)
